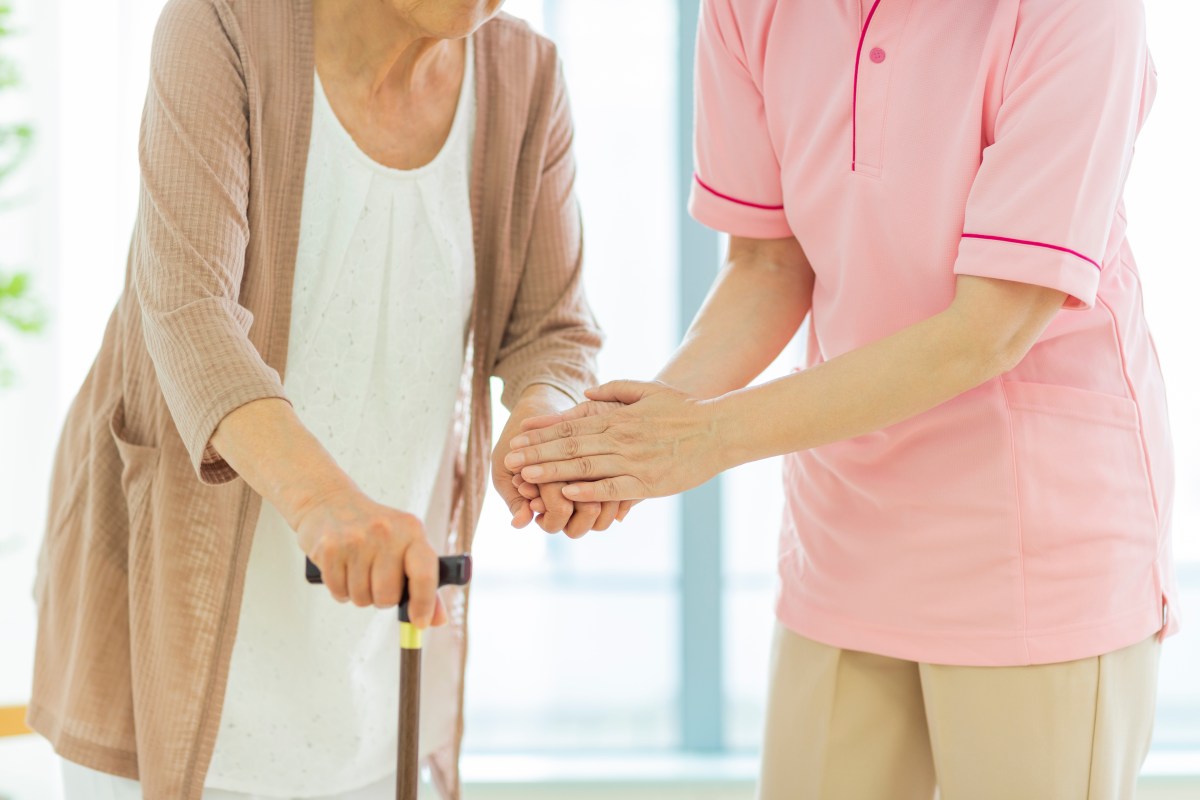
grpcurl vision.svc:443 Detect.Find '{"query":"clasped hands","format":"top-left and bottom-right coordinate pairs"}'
top-left (492, 381), bottom-right (727, 537)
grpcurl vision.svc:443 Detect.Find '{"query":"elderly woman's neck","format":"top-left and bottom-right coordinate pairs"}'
top-left (313, 0), bottom-right (462, 98)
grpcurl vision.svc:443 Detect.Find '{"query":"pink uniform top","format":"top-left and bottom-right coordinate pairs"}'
top-left (690, 0), bottom-right (1177, 666)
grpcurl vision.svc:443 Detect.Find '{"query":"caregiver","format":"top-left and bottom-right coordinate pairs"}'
top-left (509, 0), bottom-right (1176, 797)
top-left (30, 0), bottom-right (606, 798)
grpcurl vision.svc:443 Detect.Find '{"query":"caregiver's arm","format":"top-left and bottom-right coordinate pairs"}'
top-left (509, 272), bottom-right (1064, 501)
top-left (656, 236), bottom-right (814, 398)
top-left (714, 274), bottom-right (1064, 466)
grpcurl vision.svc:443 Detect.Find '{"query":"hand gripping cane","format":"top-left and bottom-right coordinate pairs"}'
top-left (305, 555), bottom-right (473, 800)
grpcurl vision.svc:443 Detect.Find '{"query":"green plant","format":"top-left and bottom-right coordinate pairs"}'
top-left (0, 0), bottom-right (43, 387)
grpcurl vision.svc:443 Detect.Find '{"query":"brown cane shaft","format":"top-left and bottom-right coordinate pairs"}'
top-left (397, 644), bottom-right (421, 800)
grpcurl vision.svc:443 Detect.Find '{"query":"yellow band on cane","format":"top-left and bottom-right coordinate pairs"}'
top-left (400, 621), bottom-right (423, 650)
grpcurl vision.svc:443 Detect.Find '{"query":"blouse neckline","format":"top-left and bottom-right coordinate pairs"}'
top-left (312, 37), bottom-right (475, 179)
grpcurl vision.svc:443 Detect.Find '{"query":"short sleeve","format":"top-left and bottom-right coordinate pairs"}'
top-left (954, 0), bottom-right (1155, 310)
top-left (687, 0), bottom-right (792, 239)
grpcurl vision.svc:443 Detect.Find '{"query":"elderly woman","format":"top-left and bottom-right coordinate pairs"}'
top-left (30, 0), bottom-right (607, 797)
top-left (512, 0), bottom-right (1175, 797)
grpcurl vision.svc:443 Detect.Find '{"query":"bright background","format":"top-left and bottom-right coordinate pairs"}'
top-left (1, 1), bottom-right (1197, 797)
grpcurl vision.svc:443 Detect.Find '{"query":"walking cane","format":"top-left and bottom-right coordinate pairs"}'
top-left (305, 554), bottom-right (472, 800)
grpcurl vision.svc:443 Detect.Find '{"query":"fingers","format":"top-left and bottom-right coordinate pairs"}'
top-left (532, 497), bottom-right (625, 533)
top-left (505, 431), bottom-right (612, 472)
top-left (592, 501), bottom-right (620, 532)
top-left (403, 538), bottom-right (440, 628)
top-left (508, 495), bottom-right (534, 529)
top-left (563, 501), bottom-right (601, 538)
top-left (562, 475), bottom-right (647, 503)
top-left (431, 595), bottom-right (449, 628)
top-left (496, 471), bottom-right (535, 528)
top-left (519, 413), bottom-right (566, 432)
top-left (584, 380), bottom-right (656, 405)
top-left (510, 415), bottom-right (608, 450)
top-left (520, 454), bottom-right (627, 485)
top-left (537, 482), bottom-right (573, 533)
top-left (518, 400), bottom-right (614, 433)
top-left (313, 542), bottom-right (350, 603)
top-left (514, 477), bottom-right (540, 500)
top-left (347, 540), bottom-right (375, 608)
top-left (369, 546), bottom-right (403, 609)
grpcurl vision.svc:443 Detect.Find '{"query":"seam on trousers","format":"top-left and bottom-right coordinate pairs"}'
top-left (1084, 653), bottom-right (1104, 798)
top-left (816, 644), bottom-right (842, 799)
top-left (918, 665), bottom-right (943, 797)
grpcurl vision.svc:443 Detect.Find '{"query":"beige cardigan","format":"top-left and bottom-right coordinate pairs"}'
top-left (28, 1), bottom-right (601, 797)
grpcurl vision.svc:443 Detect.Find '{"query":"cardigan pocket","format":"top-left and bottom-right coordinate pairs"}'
top-left (109, 398), bottom-right (162, 542)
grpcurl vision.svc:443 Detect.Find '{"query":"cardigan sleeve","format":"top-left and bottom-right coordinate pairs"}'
top-left (492, 57), bottom-right (603, 409)
top-left (133, 0), bottom-right (289, 484)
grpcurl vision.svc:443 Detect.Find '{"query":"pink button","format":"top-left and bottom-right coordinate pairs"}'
top-left (869, 47), bottom-right (886, 64)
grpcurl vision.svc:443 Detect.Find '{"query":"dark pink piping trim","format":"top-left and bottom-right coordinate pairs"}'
top-left (852, 0), bottom-right (884, 172)
top-left (694, 173), bottom-right (785, 211)
top-left (962, 233), bottom-right (1101, 271)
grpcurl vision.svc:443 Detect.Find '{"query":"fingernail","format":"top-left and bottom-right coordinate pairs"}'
top-left (511, 435), bottom-right (530, 448)
top-left (506, 452), bottom-right (525, 468)
top-left (563, 485), bottom-right (580, 498)
top-left (524, 466), bottom-right (544, 479)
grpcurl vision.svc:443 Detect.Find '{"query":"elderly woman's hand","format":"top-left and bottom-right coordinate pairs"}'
top-left (492, 386), bottom-right (624, 537)
top-left (295, 486), bottom-right (448, 627)
top-left (505, 381), bottom-right (728, 502)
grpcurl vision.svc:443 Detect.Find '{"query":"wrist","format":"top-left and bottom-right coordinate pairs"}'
top-left (279, 467), bottom-right (359, 531)
top-left (705, 393), bottom-right (749, 473)
top-left (510, 383), bottom-right (576, 419)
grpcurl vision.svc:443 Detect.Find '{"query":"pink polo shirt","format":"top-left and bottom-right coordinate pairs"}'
top-left (690, 0), bottom-right (1177, 666)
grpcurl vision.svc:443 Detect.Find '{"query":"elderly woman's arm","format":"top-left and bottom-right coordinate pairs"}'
top-left (488, 57), bottom-right (609, 538)
top-left (134, 0), bottom-right (442, 621)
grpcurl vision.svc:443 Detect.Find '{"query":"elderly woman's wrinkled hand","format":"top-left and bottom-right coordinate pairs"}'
top-left (505, 381), bottom-right (727, 503)
top-left (491, 390), bottom-right (624, 538)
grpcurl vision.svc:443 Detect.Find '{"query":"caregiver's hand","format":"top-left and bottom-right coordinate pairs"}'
top-left (492, 385), bottom-right (622, 537)
top-left (506, 381), bottom-right (726, 502)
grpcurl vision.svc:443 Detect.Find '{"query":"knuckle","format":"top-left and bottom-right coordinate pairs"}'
top-left (564, 437), bottom-right (580, 457)
top-left (577, 457), bottom-right (594, 477)
top-left (557, 420), bottom-right (577, 438)
top-left (342, 529), bottom-right (369, 554)
top-left (611, 427), bottom-right (636, 445)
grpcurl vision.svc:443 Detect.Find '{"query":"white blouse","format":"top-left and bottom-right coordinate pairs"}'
top-left (206, 41), bottom-right (476, 797)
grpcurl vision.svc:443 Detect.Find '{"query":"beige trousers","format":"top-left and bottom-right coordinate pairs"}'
top-left (758, 625), bottom-right (1160, 800)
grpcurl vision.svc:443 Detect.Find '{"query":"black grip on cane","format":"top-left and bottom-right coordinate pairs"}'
top-left (305, 555), bottom-right (472, 620)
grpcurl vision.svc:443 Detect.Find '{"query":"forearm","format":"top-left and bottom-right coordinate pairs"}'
top-left (210, 398), bottom-right (356, 528)
top-left (657, 238), bottom-right (813, 398)
top-left (713, 303), bottom-right (1013, 468)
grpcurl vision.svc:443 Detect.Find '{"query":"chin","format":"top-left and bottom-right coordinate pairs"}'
top-left (415, 0), bottom-right (506, 39)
